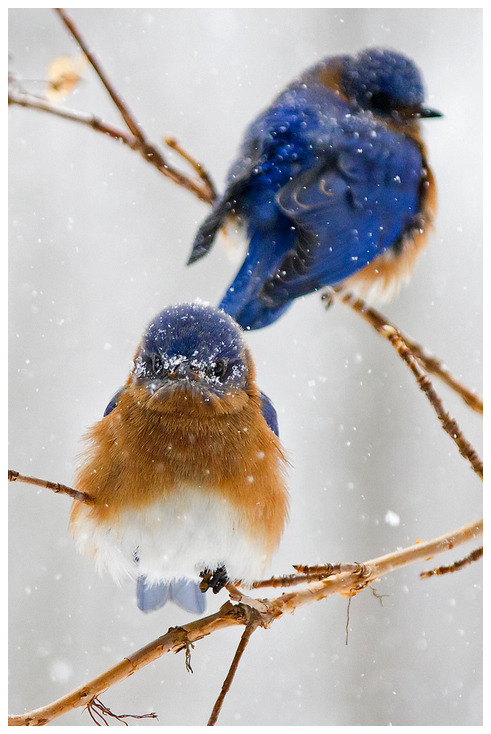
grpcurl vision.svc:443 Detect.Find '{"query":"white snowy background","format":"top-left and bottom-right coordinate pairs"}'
top-left (9, 8), bottom-right (482, 726)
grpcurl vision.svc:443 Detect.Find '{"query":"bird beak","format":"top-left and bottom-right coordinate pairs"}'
top-left (414, 106), bottom-right (443, 119)
top-left (167, 363), bottom-right (200, 382)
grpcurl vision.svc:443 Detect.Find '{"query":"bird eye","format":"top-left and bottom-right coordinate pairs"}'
top-left (151, 354), bottom-right (164, 375)
top-left (212, 359), bottom-right (227, 379)
top-left (368, 91), bottom-right (394, 114)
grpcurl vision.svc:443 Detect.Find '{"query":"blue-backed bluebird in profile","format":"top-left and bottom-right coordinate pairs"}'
top-left (188, 48), bottom-right (441, 329)
top-left (70, 303), bottom-right (288, 614)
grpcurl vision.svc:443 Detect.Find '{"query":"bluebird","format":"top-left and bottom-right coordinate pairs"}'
top-left (70, 302), bottom-right (289, 614)
top-left (188, 48), bottom-right (441, 329)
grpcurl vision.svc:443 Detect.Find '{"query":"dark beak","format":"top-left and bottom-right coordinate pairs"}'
top-left (415, 106), bottom-right (443, 119)
top-left (167, 362), bottom-right (199, 381)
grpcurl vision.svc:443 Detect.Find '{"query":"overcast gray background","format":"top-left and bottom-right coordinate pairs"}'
top-left (9, 8), bottom-right (482, 727)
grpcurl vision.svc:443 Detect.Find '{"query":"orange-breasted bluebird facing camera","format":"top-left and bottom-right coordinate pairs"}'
top-left (70, 303), bottom-right (289, 614)
top-left (189, 48), bottom-right (442, 329)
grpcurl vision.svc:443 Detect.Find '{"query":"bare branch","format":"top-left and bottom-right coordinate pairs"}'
top-left (54, 8), bottom-right (144, 142)
top-left (207, 616), bottom-right (260, 725)
top-left (8, 469), bottom-right (94, 504)
top-left (381, 325), bottom-right (483, 479)
top-left (9, 14), bottom-right (481, 424)
top-left (253, 562), bottom-right (364, 589)
top-left (86, 696), bottom-right (157, 726)
top-left (9, 9), bottom-right (216, 204)
top-left (420, 545), bottom-right (483, 579)
top-left (52, 8), bottom-right (215, 202)
top-left (329, 292), bottom-right (483, 480)
top-left (329, 289), bottom-right (483, 415)
top-left (165, 136), bottom-right (217, 201)
top-left (8, 90), bottom-right (135, 144)
top-left (8, 516), bottom-right (482, 726)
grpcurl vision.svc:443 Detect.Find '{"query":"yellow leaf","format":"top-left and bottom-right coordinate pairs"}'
top-left (45, 54), bottom-right (88, 101)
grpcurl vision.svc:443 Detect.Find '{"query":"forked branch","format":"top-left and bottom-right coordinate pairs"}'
top-left (8, 516), bottom-right (482, 726)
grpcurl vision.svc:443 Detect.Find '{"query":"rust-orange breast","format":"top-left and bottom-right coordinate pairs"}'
top-left (71, 383), bottom-right (289, 556)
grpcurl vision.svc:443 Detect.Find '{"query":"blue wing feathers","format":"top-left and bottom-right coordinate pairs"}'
top-left (260, 391), bottom-right (280, 437)
top-left (191, 83), bottom-right (425, 330)
top-left (103, 387), bottom-right (126, 417)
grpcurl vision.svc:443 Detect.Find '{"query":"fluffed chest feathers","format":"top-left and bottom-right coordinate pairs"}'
top-left (74, 395), bottom-right (288, 525)
top-left (71, 399), bottom-right (288, 585)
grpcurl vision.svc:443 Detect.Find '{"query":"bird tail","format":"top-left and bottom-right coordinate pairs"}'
top-left (233, 299), bottom-right (292, 330)
top-left (187, 198), bottom-right (231, 265)
top-left (219, 224), bottom-right (295, 329)
top-left (136, 576), bottom-right (206, 614)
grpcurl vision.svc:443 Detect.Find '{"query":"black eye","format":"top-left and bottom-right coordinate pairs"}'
top-left (368, 91), bottom-right (394, 114)
top-left (151, 354), bottom-right (164, 375)
top-left (212, 359), bottom-right (227, 379)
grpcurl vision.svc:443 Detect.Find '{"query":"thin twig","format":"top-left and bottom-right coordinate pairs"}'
top-left (329, 290), bottom-right (483, 415)
top-left (252, 562), bottom-right (361, 589)
top-left (329, 292), bottom-right (483, 480)
top-left (404, 341), bottom-right (483, 415)
top-left (86, 696), bottom-right (157, 726)
top-left (381, 325), bottom-right (483, 480)
top-left (8, 87), bottom-right (213, 202)
top-left (345, 590), bottom-right (354, 646)
top-left (8, 516), bottom-right (482, 726)
top-left (54, 8), bottom-right (144, 142)
top-left (165, 136), bottom-right (217, 201)
top-left (9, 9), bottom-right (216, 203)
top-left (53, 7), bottom-right (215, 202)
top-left (8, 91), bottom-right (136, 144)
top-left (10, 15), bottom-right (481, 418)
top-left (207, 619), bottom-right (260, 726)
top-left (420, 546), bottom-right (483, 579)
top-left (8, 469), bottom-right (94, 504)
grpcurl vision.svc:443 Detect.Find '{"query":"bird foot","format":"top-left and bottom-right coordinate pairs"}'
top-left (199, 565), bottom-right (229, 594)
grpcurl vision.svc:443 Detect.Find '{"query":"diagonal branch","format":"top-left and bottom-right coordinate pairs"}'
top-left (329, 290), bottom-right (483, 415)
top-left (329, 291), bottom-right (483, 480)
top-left (382, 324), bottom-right (483, 479)
top-left (8, 14), bottom-right (483, 440)
top-left (10, 9), bottom-right (216, 204)
top-left (207, 616), bottom-right (260, 726)
top-left (420, 545), bottom-right (483, 578)
top-left (54, 7), bottom-right (144, 142)
top-left (165, 136), bottom-right (218, 201)
top-left (8, 88), bottom-right (214, 202)
top-left (8, 90), bottom-right (135, 144)
top-left (8, 469), bottom-right (94, 504)
top-left (8, 515), bottom-right (482, 727)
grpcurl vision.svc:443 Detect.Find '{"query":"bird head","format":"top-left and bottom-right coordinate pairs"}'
top-left (130, 303), bottom-right (252, 413)
top-left (341, 48), bottom-right (442, 122)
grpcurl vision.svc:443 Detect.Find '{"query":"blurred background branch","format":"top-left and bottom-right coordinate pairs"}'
top-left (8, 10), bottom-right (482, 473)
top-left (8, 7), bottom-right (482, 727)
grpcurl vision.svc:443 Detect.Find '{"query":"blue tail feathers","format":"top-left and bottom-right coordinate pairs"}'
top-left (137, 576), bottom-right (206, 614)
top-left (231, 299), bottom-right (292, 330)
top-left (218, 224), bottom-right (296, 329)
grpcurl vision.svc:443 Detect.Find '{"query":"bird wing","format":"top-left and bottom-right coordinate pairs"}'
top-left (259, 390), bottom-right (279, 437)
top-left (262, 124), bottom-right (424, 302)
top-left (188, 96), bottom-right (322, 266)
top-left (103, 387), bottom-right (126, 417)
